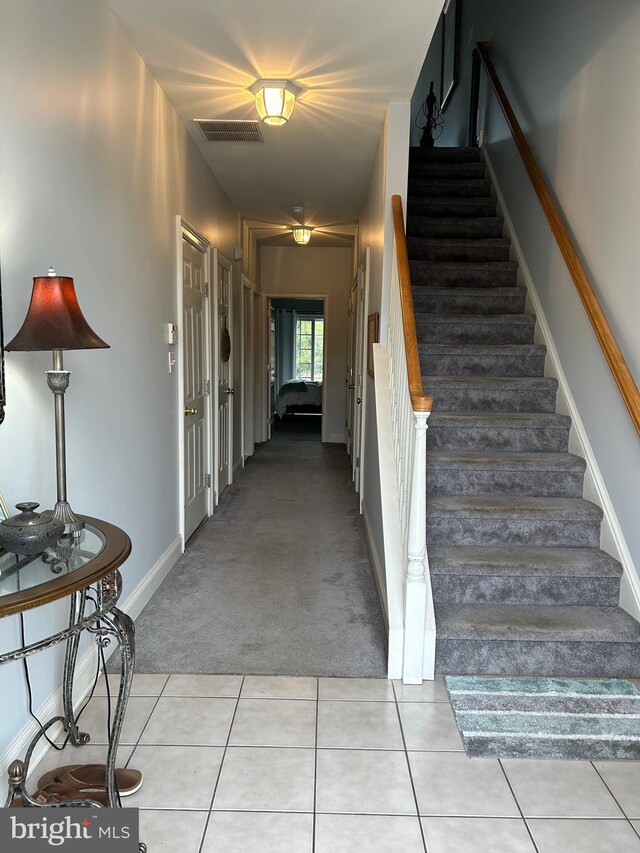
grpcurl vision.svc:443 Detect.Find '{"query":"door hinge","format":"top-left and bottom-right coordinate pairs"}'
top-left (356, 456), bottom-right (360, 468)
top-left (204, 282), bottom-right (210, 297)
top-left (206, 474), bottom-right (211, 488)
top-left (204, 379), bottom-right (211, 395)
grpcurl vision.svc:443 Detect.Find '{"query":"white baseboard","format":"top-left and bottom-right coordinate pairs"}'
top-left (1, 535), bottom-right (182, 786)
top-left (327, 432), bottom-right (346, 444)
top-left (481, 144), bottom-right (640, 622)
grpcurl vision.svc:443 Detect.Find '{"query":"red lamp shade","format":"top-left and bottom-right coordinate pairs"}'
top-left (5, 275), bottom-right (109, 351)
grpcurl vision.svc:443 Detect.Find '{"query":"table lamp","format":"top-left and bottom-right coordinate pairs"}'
top-left (5, 268), bottom-right (109, 534)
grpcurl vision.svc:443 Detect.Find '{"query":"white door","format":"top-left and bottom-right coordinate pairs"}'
top-left (346, 274), bottom-right (358, 458)
top-left (242, 275), bottom-right (255, 460)
top-left (182, 238), bottom-right (209, 540)
top-left (214, 250), bottom-right (233, 500)
top-left (354, 250), bottom-right (370, 495)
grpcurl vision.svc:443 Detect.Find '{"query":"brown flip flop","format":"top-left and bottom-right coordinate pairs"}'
top-left (37, 764), bottom-right (143, 797)
top-left (12, 782), bottom-right (109, 807)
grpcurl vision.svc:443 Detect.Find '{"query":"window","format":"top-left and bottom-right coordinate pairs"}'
top-left (295, 316), bottom-right (324, 381)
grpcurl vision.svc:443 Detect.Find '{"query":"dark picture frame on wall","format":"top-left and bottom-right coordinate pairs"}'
top-left (441, 0), bottom-right (461, 112)
top-left (367, 312), bottom-right (379, 378)
top-left (0, 265), bottom-right (5, 424)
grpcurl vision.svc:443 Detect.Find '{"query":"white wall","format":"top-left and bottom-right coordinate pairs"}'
top-left (414, 0), bottom-right (640, 592)
top-left (260, 247), bottom-right (352, 443)
top-left (0, 0), bottom-right (238, 774)
top-left (357, 103), bottom-right (411, 595)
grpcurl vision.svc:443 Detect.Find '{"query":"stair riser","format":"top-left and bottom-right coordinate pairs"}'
top-left (426, 424), bottom-right (570, 453)
top-left (408, 241), bottom-right (511, 262)
top-left (412, 287), bottom-right (527, 315)
top-left (408, 198), bottom-right (497, 218)
top-left (424, 384), bottom-right (557, 413)
top-left (409, 163), bottom-right (486, 180)
top-left (421, 349), bottom-right (545, 377)
top-left (436, 639), bottom-right (640, 677)
top-left (460, 735), bottom-right (640, 761)
top-left (410, 147), bottom-right (480, 163)
top-left (427, 468), bottom-right (584, 498)
top-left (426, 516), bottom-right (600, 547)
top-left (408, 217), bottom-right (504, 239)
top-left (431, 575), bottom-right (618, 607)
top-left (416, 318), bottom-right (535, 345)
top-left (408, 179), bottom-right (491, 198)
top-left (411, 265), bottom-right (518, 288)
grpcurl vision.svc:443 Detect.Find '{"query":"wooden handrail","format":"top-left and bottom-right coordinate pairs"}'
top-left (391, 194), bottom-right (433, 413)
top-left (475, 41), bottom-right (640, 437)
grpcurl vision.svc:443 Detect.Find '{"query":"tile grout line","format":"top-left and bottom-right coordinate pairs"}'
top-left (497, 759), bottom-right (540, 853)
top-left (590, 760), bottom-right (638, 831)
top-left (392, 679), bottom-right (429, 853)
top-left (196, 675), bottom-right (245, 853)
top-left (122, 677), bottom-right (168, 769)
top-left (312, 676), bottom-right (319, 853)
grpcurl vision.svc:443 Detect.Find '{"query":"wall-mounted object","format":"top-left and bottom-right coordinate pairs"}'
top-left (441, 0), bottom-right (461, 111)
top-left (165, 323), bottom-right (178, 344)
top-left (367, 313), bottom-right (380, 378)
top-left (249, 79), bottom-right (301, 126)
top-left (5, 268), bottom-right (109, 534)
top-left (234, 246), bottom-right (243, 261)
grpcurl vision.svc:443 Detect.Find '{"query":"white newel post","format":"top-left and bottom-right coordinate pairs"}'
top-left (403, 410), bottom-right (431, 683)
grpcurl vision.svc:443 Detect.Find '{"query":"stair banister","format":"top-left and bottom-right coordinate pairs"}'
top-left (470, 41), bottom-right (640, 438)
top-left (389, 194), bottom-right (435, 681)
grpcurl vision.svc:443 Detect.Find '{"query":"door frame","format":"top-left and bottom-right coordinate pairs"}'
top-left (212, 248), bottom-right (233, 504)
top-left (264, 291), bottom-right (331, 443)
top-left (356, 247), bottom-right (370, 507)
top-left (241, 274), bottom-right (257, 461)
top-left (176, 216), bottom-right (212, 547)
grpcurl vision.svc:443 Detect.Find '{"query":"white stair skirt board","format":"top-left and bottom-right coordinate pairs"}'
top-left (481, 144), bottom-right (640, 624)
top-left (0, 535), bottom-right (182, 784)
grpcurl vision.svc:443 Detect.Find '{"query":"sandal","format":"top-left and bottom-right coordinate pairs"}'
top-left (12, 782), bottom-right (108, 807)
top-left (37, 764), bottom-right (143, 797)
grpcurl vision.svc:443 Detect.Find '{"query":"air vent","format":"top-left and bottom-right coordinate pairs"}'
top-left (194, 120), bottom-right (264, 143)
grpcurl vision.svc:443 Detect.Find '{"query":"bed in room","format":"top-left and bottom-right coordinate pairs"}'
top-left (274, 380), bottom-right (322, 417)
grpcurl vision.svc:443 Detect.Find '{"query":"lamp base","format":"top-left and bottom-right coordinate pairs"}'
top-left (51, 501), bottom-right (85, 536)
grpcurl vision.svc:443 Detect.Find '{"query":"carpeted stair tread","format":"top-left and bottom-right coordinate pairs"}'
top-left (424, 375), bottom-right (558, 413)
top-left (427, 411), bottom-right (571, 452)
top-left (407, 216), bottom-right (505, 239)
top-left (409, 146), bottom-right (481, 162)
top-left (429, 546), bottom-right (622, 578)
top-left (435, 604), bottom-right (640, 642)
top-left (408, 197), bottom-right (498, 218)
top-left (421, 344), bottom-right (546, 377)
top-left (427, 496), bottom-right (602, 547)
top-left (407, 236), bottom-right (511, 262)
top-left (409, 161), bottom-right (487, 180)
top-left (409, 178), bottom-right (492, 198)
top-left (428, 450), bottom-right (585, 473)
top-left (415, 314), bottom-right (536, 345)
top-left (428, 494), bottom-right (602, 521)
top-left (412, 286), bottom-right (527, 315)
top-left (411, 260), bottom-right (518, 287)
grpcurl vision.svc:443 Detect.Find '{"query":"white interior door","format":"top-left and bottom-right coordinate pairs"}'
top-left (214, 250), bottom-right (233, 500)
top-left (354, 249), bottom-right (370, 495)
top-left (242, 275), bottom-right (255, 460)
top-left (346, 274), bottom-right (358, 459)
top-left (182, 237), bottom-right (209, 540)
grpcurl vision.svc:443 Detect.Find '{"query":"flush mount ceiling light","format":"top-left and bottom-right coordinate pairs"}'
top-left (292, 227), bottom-right (312, 245)
top-left (249, 79), bottom-right (301, 126)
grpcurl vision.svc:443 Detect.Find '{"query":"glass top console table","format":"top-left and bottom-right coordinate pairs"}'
top-left (1, 516), bottom-right (145, 849)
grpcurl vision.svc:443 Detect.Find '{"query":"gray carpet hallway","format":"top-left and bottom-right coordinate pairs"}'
top-left (131, 433), bottom-right (388, 676)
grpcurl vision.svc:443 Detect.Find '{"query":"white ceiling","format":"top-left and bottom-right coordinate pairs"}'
top-left (107, 0), bottom-right (441, 236)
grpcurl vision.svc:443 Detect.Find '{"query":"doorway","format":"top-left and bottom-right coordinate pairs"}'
top-left (269, 297), bottom-right (327, 441)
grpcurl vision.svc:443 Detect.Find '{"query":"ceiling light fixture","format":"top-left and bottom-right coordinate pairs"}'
top-left (249, 79), bottom-right (301, 126)
top-left (292, 227), bottom-right (312, 245)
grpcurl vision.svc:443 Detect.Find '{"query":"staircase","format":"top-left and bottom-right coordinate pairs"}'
top-left (407, 145), bottom-right (640, 676)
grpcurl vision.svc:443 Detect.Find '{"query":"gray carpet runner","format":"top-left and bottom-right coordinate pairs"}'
top-left (408, 145), bottom-right (640, 676)
top-left (446, 676), bottom-right (640, 760)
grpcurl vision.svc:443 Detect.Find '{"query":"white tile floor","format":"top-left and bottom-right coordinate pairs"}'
top-left (31, 674), bottom-right (640, 852)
